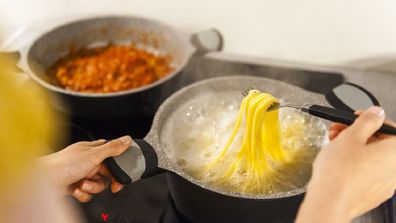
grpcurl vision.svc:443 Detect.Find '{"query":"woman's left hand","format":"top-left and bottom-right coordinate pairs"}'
top-left (41, 135), bottom-right (132, 202)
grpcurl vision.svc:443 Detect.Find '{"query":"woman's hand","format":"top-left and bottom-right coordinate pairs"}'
top-left (41, 135), bottom-right (132, 202)
top-left (296, 106), bottom-right (396, 223)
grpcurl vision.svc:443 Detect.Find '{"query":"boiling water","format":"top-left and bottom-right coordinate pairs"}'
top-left (160, 91), bottom-right (328, 195)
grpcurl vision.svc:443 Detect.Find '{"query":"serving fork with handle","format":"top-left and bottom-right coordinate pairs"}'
top-left (241, 88), bottom-right (396, 135)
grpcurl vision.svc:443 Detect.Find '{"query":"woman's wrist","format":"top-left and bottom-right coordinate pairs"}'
top-left (38, 153), bottom-right (69, 196)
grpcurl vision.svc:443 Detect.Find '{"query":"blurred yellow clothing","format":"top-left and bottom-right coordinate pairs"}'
top-left (0, 54), bottom-right (57, 198)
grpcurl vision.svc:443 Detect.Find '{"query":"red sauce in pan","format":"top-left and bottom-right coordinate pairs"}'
top-left (49, 44), bottom-right (174, 93)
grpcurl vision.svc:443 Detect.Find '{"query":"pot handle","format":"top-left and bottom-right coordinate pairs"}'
top-left (190, 28), bottom-right (224, 54)
top-left (104, 139), bottom-right (163, 184)
top-left (0, 51), bottom-right (23, 73)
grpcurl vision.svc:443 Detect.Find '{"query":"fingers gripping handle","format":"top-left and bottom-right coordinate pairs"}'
top-left (104, 139), bottom-right (159, 184)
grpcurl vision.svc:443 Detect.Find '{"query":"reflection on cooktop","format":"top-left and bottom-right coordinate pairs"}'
top-left (79, 174), bottom-right (169, 223)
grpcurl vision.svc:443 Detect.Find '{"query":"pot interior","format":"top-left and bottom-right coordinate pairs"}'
top-left (150, 76), bottom-right (329, 199)
top-left (26, 16), bottom-right (191, 92)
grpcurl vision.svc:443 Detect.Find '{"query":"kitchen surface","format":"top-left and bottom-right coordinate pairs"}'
top-left (1, 1), bottom-right (396, 223)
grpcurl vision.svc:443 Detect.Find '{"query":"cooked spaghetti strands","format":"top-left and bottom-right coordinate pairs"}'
top-left (161, 90), bottom-right (326, 195)
top-left (206, 90), bottom-right (294, 194)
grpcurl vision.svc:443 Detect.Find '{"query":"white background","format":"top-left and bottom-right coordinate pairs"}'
top-left (1, 0), bottom-right (396, 70)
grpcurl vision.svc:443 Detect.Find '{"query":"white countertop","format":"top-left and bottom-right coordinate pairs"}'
top-left (1, 0), bottom-right (396, 72)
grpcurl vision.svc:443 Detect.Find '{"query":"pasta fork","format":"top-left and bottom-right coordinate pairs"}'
top-left (241, 88), bottom-right (299, 112)
top-left (241, 88), bottom-right (396, 135)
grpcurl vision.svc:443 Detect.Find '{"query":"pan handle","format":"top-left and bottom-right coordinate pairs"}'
top-left (0, 51), bottom-right (23, 73)
top-left (190, 28), bottom-right (224, 54)
top-left (104, 139), bottom-right (163, 184)
top-left (0, 51), bottom-right (21, 60)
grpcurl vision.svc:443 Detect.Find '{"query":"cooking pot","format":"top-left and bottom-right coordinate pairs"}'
top-left (105, 76), bottom-right (330, 223)
top-left (11, 16), bottom-right (223, 118)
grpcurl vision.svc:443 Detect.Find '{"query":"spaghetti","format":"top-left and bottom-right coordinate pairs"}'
top-left (205, 90), bottom-right (312, 194)
top-left (161, 90), bottom-right (326, 195)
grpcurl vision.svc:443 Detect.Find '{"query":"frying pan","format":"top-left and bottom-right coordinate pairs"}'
top-left (11, 16), bottom-right (223, 118)
top-left (106, 76), bottom-right (329, 222)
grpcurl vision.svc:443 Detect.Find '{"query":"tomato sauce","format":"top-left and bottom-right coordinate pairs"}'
top-left (49, 44), bottom-right (174, 93)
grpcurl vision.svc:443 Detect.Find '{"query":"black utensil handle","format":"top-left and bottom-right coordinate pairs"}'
top-left (303, 105), bottom-right (396, 135)
top-left (104, 139), bottom-right (161, 185)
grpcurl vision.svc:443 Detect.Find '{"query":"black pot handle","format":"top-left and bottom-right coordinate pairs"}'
top-left (104, 139), bottom-right (163, 185)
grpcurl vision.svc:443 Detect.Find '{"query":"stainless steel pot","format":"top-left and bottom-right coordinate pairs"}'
top-left (106, 76), bottom-right (329, 223)
top-left (14, 16), bottom-right (223, 118)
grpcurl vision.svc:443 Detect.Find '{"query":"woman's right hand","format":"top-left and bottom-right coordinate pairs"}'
top-left (296, 106), bottom-right (396, 223)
